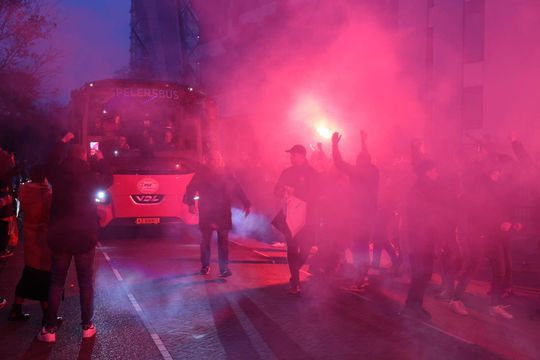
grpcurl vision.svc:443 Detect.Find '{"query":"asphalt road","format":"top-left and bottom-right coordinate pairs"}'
top-left (0, 225), bottom-right (538, 359)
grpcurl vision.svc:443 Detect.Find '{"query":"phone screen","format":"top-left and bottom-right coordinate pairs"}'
top-left (90, 141), bottom-right (99, 155)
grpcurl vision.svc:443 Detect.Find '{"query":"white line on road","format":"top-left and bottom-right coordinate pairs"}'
top-left (230, 240), bottom-right (277, 264)
top-left (99, 249), bottom-right (174, 360)
top-left (420, 321), bottom-right (474, 345)
top-left (127, 293), bottom-right (143, 313)
top-left (253, 250), bottom-right (276, 263)
top-left (151, 334), bottom-right (174, 360)
top-left (343, 286), bottom-right (474, 346)
top-left (112, 268), bottom-right (123, 282)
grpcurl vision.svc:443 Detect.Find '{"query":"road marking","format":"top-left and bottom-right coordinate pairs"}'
top-left (253, 250), bottom-right (276, 263)
top-left (151, 334), bottom-right (173, 360)
top-left (98, 248), bottom-right (174, 360)
top-left (230, 240), bottom-right (277, 264)
top-left (112, 268), bottom-right (123, 282)
top-left (342, 285), bottom-right (474, 346)
top-left (420, 321), bottom-right (474, 345)
top-left (127, 293), bottom-right (143, 313)
top-left (344, 288), bottom-right (375, 303)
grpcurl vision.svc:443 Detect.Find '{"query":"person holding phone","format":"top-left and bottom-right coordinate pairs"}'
top-left (37, 132), bottom-right (111, 342)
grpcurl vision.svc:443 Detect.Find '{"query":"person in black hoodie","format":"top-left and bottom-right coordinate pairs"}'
top-left (332, 131), bottom-right (379, 289)
top-left (37, 132), bottom-right (111, 342)
top-left (472, 164), bottom-right (520, 319)
top-left (402, 160), bottom-right (444, 321)
top-left (274, 144), bottom-right (319, 294)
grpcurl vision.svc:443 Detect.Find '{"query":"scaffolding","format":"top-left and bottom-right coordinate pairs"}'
top-left (130, 0), bottom-right (200, 85)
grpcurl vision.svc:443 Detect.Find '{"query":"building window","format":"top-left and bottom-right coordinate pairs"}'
top-left (463, 0), bottom-right (485, 63)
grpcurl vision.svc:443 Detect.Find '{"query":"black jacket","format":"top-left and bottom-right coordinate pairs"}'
top-left (47, 142), bottom-right (111, 253)
top-left (184, 166), bottom-right (250, 230)
top-left (276, 162), bottom-right (320, 228)
top-left (332, 145), bottom-right (379, 216)
top-left (407, 177), bottom-right (454, 252)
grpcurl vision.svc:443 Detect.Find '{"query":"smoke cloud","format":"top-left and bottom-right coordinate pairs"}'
top-left (196, 1), bottom-right (426, 169)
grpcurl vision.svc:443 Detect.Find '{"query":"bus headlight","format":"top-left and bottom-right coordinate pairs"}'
top-left (95, 190), bottom-right (110, 204)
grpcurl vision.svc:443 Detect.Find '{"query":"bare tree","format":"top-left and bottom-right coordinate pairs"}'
top-left (0, 0), bottom-right (59, 161)
top-left (0, 0), bottom-right (56, 110)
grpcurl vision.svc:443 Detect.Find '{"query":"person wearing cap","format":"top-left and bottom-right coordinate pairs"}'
top-left (275, 144), bottom-right (319, 294)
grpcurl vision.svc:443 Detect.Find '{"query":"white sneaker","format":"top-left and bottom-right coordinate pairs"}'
top-left (82, 323), bottom-right (96, 338)
top-left (449, 300), bottom-right (469, 315)
top-left (37, 327), bottom-right (56, 342)
top-left (489, 305), bottom-right (513, 319)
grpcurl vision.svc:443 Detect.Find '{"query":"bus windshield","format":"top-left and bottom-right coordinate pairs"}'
top-left (70, 80), bottom-right (211, 174)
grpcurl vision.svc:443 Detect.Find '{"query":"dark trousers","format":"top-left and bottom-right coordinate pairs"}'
top-left (406, 251), bottom-right (434, 307)
top-left (439, 234), bottom-right (460, 293)
top-left (351, 229), bottom-right (371, 280)
top-left (452, 234), bottom-right (482, 301)
top-left (372, 211), bottom-right (400, 268)
top-left (485, 234), bottom-right (510, 305)
top-left (0, 220), bottom-right (9, 250)
top-left (45, 248), bottom-right (95, 328)
top-left (287, 228), bottom-right (312, 286)
top-left (501, 237), bottom-right (512, 290)
top-left (200, 228), bottom-right (229, 272)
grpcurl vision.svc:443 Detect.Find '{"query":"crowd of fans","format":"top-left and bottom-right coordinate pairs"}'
top-left (273, 131), bottom-right (540, 321)
top-left (1, 128), bottom-right (539, 345)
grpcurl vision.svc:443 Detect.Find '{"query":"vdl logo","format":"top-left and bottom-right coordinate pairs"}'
top-left (131, 194), bottom-right (164, 204)
top-left (137, 177), bottom-right (159, 194)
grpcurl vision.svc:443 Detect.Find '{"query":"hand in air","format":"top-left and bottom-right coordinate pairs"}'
top-left (332, 132), bottom-right (341, 145)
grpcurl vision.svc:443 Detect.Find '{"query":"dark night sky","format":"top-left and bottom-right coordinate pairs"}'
top-left (50, 0), bottom-right (131, 103)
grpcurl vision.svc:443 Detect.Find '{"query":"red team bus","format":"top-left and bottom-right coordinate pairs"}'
top-left (69, 79), bottom-right (216, 228)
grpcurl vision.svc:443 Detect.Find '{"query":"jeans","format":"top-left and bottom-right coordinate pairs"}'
top-left (45, 248), bottom-right (95, 329)
top-left (200, 228), bottom-right (229, 272)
